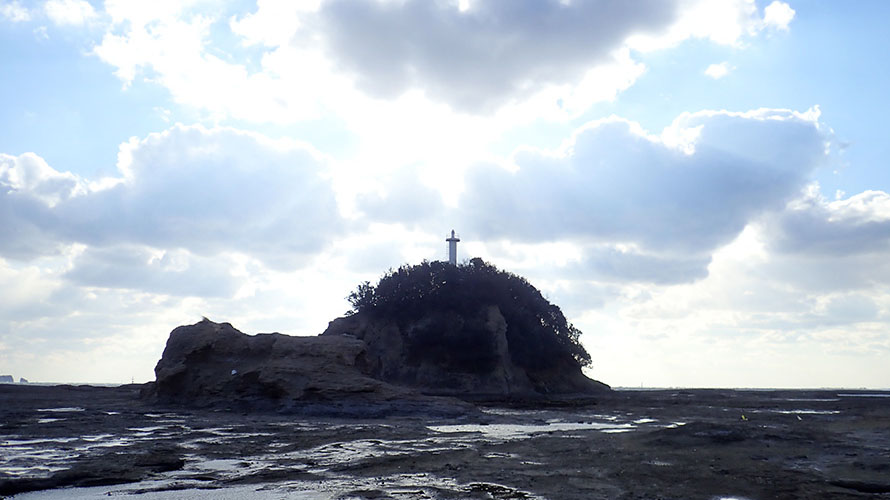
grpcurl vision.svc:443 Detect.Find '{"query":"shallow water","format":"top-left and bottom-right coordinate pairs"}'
top-left (12, 483), bottom-right (330, 499)
top-left (429, 421), bottom-right (634, 438)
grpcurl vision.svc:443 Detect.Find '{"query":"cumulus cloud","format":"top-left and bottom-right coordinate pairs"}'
top-left (746, 188), bottom-right (890, 292)
top-left (457, 108), bottom-right (828, 282)
top-left (44, 0), bottom-right (97, 26)
top-left (762, 0), bottom-right (795, 31)
top-left (0, 153), bottom-right (84, 259)
top-left (0, 125), bottom-right (344, 269)
top-left (0, 152), bottom-right (83, 206)
top-left (462, 108), bottom-right (826, 249)
top-left (765, 188), bottom-right (890, 257)
top-left (317, 0), bottom-right (679, 112)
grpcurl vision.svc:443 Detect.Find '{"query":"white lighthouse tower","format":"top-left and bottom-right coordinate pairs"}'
top-left (446, 230), bottom-right (460, 265)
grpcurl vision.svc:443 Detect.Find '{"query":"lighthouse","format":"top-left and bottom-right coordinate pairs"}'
top-left (446, 230), bottom-right (460, 265)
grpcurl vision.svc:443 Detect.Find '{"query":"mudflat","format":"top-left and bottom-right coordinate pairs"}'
top-left (1, 384), bottom-right (888, 499)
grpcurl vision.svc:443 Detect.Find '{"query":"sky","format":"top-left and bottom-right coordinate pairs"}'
top-left (1, 0), bottom-right (889, 388)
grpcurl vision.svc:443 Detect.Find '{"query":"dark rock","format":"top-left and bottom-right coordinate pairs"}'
top-left (646, 421), bottom-right (752, 447)
top-left (149, 319), bottom-right (472, 417)
top-left (829, 479), bottom-right (890, 493)
top-left (322, 308), bottom-right (609, 397)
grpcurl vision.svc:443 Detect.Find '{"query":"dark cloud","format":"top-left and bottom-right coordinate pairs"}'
top-left (574, 246), bottom-right (711, 285)
top-left (64, 245), bottom-right (243, 298)
top-left (0, 191), bottom-right (64, 259)
top-left (750, 190), bottom-right (890, 292)
top-left (317, 0), bottom-right (678, 111)
top-left (0, 153), bottom-right (77, 259)
top-left (763, 190), bottom-right (890, 257)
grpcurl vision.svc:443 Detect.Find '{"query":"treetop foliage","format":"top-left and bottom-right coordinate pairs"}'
top-left (347, 258), bottom-right (592, 370)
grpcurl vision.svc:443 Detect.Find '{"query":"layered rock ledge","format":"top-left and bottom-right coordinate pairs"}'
top-left (145, 319), bottom-right (472, 417)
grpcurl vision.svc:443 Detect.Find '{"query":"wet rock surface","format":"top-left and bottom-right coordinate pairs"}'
top-left (2, 384), bottom-right (889, 499)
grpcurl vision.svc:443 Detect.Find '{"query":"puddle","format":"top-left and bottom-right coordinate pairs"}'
top-left (633, 418), bottom-right (657, 424)
top-left (36, 407), bottom-right (85, 413)
top-left (664, 422), bottom-right (687, 429)
top-left (429, 421), bottom-right (634, 438)
top-left (645, 459), bottom-right (672, 466)
top-left (771, 410), bottom-right (840, 415)
top-left (128, 426), bottom-right (168, 432)
top-left (2, 437), bottom-right (79, 446)
top-left (784, 398), bottom-right (840, 402)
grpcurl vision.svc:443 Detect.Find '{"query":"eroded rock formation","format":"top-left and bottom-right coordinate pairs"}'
top-left (322, 306), bottom-right (609, 396)
top-left (147, 319), bottom-right (471, 416)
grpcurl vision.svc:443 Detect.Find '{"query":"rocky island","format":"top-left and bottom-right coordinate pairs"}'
top-left (145, 259), bottom-right (608, 416)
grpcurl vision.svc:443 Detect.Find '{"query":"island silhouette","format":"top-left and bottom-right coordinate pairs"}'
top-left (146, 258), bottom-right (608, 415)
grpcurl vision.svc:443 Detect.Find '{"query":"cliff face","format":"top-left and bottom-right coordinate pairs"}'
top-left (149, 319), bottom-right (471, 416)
top-left (322, 306), bottom-right (609, 396)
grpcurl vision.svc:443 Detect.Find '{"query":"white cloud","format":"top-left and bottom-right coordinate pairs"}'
top-left (0, 152), bottom-right (84, 206)
top-left (90, 0), bottom-right (794, 128)
top-left (44, 0), bottom-right (96, 26)
top-left (1, 0), bottom-right (30, 22)
top-left (229, 0), bottom-right (320, 47)
top-left (0, 125), bottom-right (344, 268)
top-left (85, 0), bottom-right (807, 188)
top-left (93, 9), bottom-right (332, 121)
top-left (763, 0), bottom-right (795, 31)
top-left (353, 107), bottom-right (830, 286)
top-left (704, 61), bottom-right (733, 79)
top-left (0, 153), bottom-right (84, 259)
top-left (456, 108), bottom-right (828, 283)
top-left (581, 207), bottom-right (890, 388)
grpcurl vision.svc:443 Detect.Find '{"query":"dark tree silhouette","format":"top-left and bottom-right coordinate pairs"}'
top-left (347, 258), bottom-right (592, 372)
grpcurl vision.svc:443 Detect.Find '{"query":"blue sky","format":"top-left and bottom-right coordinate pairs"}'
top-left (1, 0), bottom-right (889, 388)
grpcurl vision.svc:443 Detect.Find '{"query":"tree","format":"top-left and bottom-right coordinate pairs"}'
top-left (345, 259), bottom-right (593, 370)
top-left (347, 281), bottom-right (376, 313)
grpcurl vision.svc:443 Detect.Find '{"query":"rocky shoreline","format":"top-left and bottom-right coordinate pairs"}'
top-left (2, 383), bottom-right (889, 499)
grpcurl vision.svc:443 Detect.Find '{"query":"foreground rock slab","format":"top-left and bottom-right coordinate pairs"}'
top-left (2, 384), bottom-right (889, 499)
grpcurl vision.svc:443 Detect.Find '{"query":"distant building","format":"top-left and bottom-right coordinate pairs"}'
top-left (446, 230), bottom-right (460, 265)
